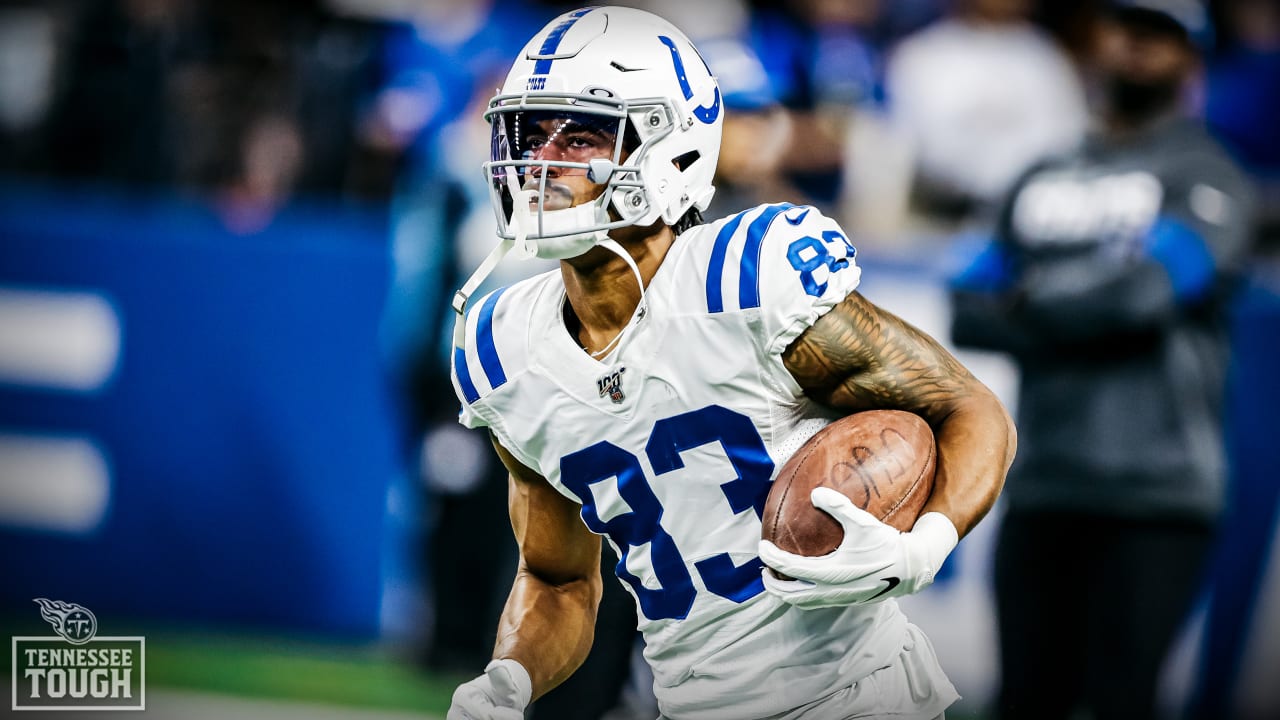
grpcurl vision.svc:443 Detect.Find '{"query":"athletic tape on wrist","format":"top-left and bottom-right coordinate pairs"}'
top-left (483, 658), bottom-right (533, 709)
top-left (911, 512), bottom-right (960, 570)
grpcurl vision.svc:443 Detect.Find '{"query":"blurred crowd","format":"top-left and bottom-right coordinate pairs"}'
top-left (0, 0), bottom-right (1274, 330)
top-left (1, 0), bottom-right (1277, 717)
top-left (2, 0), bottom-right (1274, 230)
top-left (0, 0), bottom-right (1274, 379)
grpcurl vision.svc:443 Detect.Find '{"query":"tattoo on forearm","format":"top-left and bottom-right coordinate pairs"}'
top-left (783, 292), bottom-right (975, 416)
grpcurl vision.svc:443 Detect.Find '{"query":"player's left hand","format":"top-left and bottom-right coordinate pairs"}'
top-left (758, 487), bottom-right (958, 609)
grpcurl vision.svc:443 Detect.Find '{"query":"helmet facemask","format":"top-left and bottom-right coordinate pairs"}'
top-left (453, 94), bottom-right (676, 352)
top-left (483, 92), bottom-right (677, 260)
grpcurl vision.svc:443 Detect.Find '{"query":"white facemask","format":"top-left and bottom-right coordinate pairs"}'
top-left (511, 203), bottom-right (611, 260)
top-left (505, 167), bottom-right (611, 261)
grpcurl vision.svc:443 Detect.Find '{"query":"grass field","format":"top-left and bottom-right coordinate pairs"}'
top-left (3, 629), bottom-right (998, 719)
top-left (4, 629), bottom-right (462, 718)
top-left (149, 633), bottom-right (464, 713)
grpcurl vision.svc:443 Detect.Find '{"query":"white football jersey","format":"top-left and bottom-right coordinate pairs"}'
top-left (452, 203), bottom-right (917, 719)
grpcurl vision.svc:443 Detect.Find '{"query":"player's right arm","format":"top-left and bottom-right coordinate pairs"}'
top-left (491, 434), bottom-right (603, 695)
top-left (448, 433), bottom-right (603, 719)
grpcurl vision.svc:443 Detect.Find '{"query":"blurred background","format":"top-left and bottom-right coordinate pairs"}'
top-left (0, 0), bottom-right (1276, 718)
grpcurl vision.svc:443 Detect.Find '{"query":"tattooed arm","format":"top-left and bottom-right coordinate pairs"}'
top-left (783, 291), bottom-right (1016, 538)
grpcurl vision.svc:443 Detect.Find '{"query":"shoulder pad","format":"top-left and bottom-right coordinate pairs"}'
top-left (452, 283), bottom-right (532, 408)
top-left (702, 203), bottom-right (859, 314)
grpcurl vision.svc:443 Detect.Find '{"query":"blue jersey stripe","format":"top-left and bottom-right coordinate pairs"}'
top-left (531, 8), bottom-right (595, 75)
top-left (706, 210), bottom-right (751, 314)
top-left (739, 203), bottom-right (794, 309)
top-left (475, 287), bottom-right (509, 390)
top-left (454, 346), bottom-right (480, 404)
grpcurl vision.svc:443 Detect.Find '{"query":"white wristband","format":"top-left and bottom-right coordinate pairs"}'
top-left (483, 658), bottom-right (533, 710)
top-left (910, 512), bottom-right (960, 576)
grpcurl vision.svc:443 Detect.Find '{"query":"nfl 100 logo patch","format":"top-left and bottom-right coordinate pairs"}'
top-left (597, 367), bottom-right (627, 404)
top-left (11, 598), bottom-right (145, 711)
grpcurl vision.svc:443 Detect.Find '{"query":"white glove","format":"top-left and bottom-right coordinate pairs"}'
top-left (758, 487), bottom-right (959, 609)
top-left (447, 658), bottom-right (532, 720)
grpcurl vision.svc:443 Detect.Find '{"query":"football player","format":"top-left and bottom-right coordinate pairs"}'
top-left (446, 7), bottom-right (1016, 719)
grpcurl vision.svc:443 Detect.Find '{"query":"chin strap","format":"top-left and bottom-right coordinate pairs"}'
top-left (505, 167), bottom-right (537, 260)
top-left (455, 169), bottom-right (650, 357)
top-left (453, 168), bottom-right (536, 350)
top-left (451, 238), bottom-right (513, 350)
top-left (586, 238), bottom-right (649, 361)
top-left (453, 235), bottom-right (651, 361)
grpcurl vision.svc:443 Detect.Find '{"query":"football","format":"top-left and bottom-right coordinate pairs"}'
top-left (761, 410), bottom-right (936, 559)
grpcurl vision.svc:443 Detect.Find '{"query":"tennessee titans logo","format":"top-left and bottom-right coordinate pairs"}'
top-left (33, 598), bottom-right (98, 645)
top-left (597, 367), bottom-right (627, 404)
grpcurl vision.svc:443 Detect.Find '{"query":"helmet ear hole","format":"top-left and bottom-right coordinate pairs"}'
top-left (672, 150), bottom-right (700, 171)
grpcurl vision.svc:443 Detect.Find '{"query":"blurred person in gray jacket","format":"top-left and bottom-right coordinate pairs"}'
top-left (948, 1), bottom-right (1255, 718)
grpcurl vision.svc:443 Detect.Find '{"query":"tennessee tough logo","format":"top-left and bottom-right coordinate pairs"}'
top-left (14, 598), bottom-right (145, 710)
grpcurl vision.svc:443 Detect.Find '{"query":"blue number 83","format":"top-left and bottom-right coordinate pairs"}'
top-left (787, 230), bottom-right (857, 297)
top-left (558, 405), bottom-right (774, 621)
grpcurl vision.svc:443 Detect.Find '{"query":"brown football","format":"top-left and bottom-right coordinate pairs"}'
top-left (761, 410), bottom-right (936, 560)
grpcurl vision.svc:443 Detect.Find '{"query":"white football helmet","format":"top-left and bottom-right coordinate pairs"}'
top-left (452, 6), bottom-right (722, 351)
top-left (485, 5), bottom-right (723, 258)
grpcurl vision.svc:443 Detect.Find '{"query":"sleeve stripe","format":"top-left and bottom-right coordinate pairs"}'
top-left (738, 203), bottom-right (794, 310)
top-left (454, 346), bottom-right (480, 403)
top-left (706, 209), bottom-right (751, 314)
top-left (475, 286), bottom-right (509, 391)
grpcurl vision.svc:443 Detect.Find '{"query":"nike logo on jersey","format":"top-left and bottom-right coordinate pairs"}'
top-left (784, 207), bottom-right (811, 225)
top-left (866, 577), bottom-right (901, 601)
